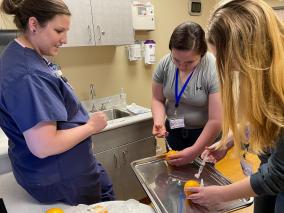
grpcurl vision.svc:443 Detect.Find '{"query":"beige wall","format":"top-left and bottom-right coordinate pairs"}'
top-left (54, 0), bottom-right (219, 107)
top-left (1, 0), bottom-right (283, 108)
top-left (266, 0), bottom-right (284, 8)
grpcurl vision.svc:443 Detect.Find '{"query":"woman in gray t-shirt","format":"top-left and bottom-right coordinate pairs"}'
top-left (152, 22), bottom-right (222, 166)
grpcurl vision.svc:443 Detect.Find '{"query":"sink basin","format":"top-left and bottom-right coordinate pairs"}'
top-left (102, 109), bottom-right (131, 120)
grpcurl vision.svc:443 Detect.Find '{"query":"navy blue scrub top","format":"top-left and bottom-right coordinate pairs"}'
top-left (0, 41), bottom-right (95, 187)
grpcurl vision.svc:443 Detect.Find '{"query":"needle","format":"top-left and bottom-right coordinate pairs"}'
top-left (164, 137), bottom-right (172, 151)
top-left (200, 178), bottom-right (204, 187)
top-left (194, 157), bottom-right (207, 179)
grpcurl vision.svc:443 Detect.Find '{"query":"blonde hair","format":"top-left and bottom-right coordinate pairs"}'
top-left (207, 0), bottom-right (284, 153)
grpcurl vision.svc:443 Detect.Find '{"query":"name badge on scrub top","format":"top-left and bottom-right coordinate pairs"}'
top-left (169, 117), bottom-right (185, 129)
top-left (168, 109), bottom-right (185, 129)
top-left (240, 157), bottom-right (253, 176)
top-left (45, 59), bottom-right (74, 90)
top-left (240, 143), bottom-right (253, 176)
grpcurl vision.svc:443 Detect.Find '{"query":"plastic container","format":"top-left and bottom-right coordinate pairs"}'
top-left (120, 88), bottom-right (127, 107)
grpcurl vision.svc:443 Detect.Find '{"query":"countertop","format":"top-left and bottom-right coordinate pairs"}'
top-left (0, 128), bottom-right (8, 156)
top-left (103, 111), bottom-right (152, 131)
top-left (0, 172), bottom-right (72, 213)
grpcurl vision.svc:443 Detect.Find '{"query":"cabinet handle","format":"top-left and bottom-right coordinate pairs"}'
top-left (122, 150), bottom-right (128, 165)
top-left (87, 25), bottom-right (92, 43)
top-left (114, 153), bottom-right (118, 168)
top-left (97, 25), bottom-right (102, 40)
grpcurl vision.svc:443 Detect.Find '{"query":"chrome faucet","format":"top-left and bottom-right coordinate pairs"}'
top-left (90, 83), bottom-right (97, 112)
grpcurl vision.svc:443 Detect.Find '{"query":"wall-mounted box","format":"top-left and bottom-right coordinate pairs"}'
top-left (188, 0), bottom-right (202, 16)
top-left (132, 1), bottom-right (155, 30)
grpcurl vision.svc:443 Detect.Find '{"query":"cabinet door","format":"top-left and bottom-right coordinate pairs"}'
top-left (91, 0), bottom-right (134, 45)
top-left (64, 0), bottom-right (95, 47)
top-left (118, 136), bottom-right (156, 200)
top-left (95, 149), bottom-right (123, 199)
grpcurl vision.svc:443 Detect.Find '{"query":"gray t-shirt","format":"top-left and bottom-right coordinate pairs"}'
top-left (153, 52), bottom-right (219, 129)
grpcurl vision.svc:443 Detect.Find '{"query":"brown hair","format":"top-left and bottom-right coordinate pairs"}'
top-left (207, 0), bottom-right (284, 153)
top-left (1, 0), bottom-right (71, 31)
top-left (169, 22), bottom-right (207, 56)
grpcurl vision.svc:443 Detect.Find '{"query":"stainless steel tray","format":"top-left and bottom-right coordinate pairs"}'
top-left (131, 155), bottom-right (253, 213)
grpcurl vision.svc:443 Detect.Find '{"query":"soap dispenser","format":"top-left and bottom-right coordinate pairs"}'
top-left (120, 88), bottom-right (127, 108)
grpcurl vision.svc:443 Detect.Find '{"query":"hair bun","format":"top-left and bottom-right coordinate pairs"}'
top-left (1, 0), bottom-right (24, 15)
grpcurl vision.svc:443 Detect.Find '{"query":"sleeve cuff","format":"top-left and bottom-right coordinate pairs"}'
top-left (250, 173), bottom-right (263, 195)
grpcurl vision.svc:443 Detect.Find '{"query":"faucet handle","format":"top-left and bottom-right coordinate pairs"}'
top-left (90, 102), bottom-right (97, 113)
top-left (100, 103), bottom-right (107, 110)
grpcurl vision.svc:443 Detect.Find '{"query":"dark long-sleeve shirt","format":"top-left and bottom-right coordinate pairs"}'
top-left (250, 132), bottom-right (284, 195)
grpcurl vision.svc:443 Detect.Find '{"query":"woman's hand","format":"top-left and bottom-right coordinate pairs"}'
top-left (186, 185), bottom-right (224, 206)
top-left (187, 178), bottom-right (255, 207)
top-left (152, 123), bottom-right (168, 138)
top-left (167, 147), bottom-right (198, 166)
top-left (201, 142), bottom-right (229, 163)
top-left (87, 111), bottom-right (108, 133)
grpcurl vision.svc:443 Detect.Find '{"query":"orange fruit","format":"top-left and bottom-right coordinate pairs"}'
top-left (165, 150), bottom-right (178, 161)
top-left (45, 208), bottom-right (64, 213)
top-left (184, 179), bottom-right (200, 196)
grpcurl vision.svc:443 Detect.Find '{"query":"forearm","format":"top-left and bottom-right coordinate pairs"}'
top-left (190, 119), bottom-right (222, 155)
top-left (220, 177), bottom-right (257, 202)
top-left (50, 124), bottom-right (96, 155)
top-left (25, 123), bottom-right (96, 158)
top-left (151, 98), bottom-right (166, 125)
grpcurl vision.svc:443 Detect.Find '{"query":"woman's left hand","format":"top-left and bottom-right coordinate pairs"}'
top-left (167, 147), bottom-right (198, 166)
top-left (186, 185), bottom-right (224, 206)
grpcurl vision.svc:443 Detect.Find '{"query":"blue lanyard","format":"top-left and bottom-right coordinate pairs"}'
top-left (175, 68), bottom-right (195, 108)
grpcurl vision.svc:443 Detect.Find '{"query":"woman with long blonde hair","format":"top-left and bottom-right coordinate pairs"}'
top-left (185, 0), bottom-right (284, 212)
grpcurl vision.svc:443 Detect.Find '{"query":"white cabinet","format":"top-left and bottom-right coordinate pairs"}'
top-left (91, 0), bottom-right (134, 46)
top-left (64, 0), bottom-right (134, 47)
top-left (64, 0), bottom-right (94, 46)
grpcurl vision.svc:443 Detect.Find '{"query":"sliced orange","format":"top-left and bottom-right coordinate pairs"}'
top-left (45, 207), bottom-right (64, 213)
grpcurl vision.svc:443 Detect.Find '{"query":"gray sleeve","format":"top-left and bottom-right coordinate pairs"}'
top-left (153, 54), bottom-right (170, 84)
top-left (250, 133), bottom-right (284, 195)
top-left (207, 53), bottom-right (219, 94)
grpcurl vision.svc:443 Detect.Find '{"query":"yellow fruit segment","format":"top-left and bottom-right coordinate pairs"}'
top-left (45, 208), bottom-right (64, 213)
top-left (184, 179), bottom-right (200, 196)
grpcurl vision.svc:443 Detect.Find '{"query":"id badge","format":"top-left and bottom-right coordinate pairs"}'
top-left (168, 117), bottom-right (185, 129)
top-left (240, 157), bottom-right (253, 176)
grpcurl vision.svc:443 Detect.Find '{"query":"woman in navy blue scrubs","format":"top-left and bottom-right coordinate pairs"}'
top-left (0, 0), bottom-right (114, 205)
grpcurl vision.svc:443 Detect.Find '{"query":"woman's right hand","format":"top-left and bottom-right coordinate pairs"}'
top-left (152, 123), bottom-right (168, 138)
top-left (201, 142), bottom-right (229, 163)
top-left (87, 111), bottom-right (108, 133)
